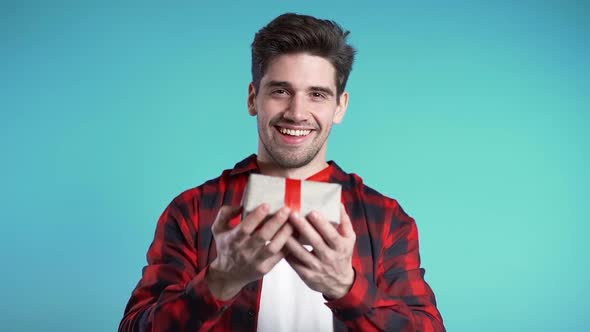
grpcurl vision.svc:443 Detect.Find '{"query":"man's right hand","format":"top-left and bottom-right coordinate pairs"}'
top-left (205, 203), bottom-right (293, 300)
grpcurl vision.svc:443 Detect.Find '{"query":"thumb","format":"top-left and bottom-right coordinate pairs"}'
top-left (212, 205), bottom-right (242, 233)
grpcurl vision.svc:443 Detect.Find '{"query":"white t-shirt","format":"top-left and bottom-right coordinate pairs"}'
top-left (257, 258), bottom-right (334, 332)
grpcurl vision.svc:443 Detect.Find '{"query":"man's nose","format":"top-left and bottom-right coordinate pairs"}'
top-left (283, 93), bottom-right (308, 122)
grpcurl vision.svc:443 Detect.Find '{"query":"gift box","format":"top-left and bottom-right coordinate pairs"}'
top-left (242, 173), bottom-right (341, 224)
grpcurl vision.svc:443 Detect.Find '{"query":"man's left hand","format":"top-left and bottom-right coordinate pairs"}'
top-left (284, 203), bottom-right (356, 300)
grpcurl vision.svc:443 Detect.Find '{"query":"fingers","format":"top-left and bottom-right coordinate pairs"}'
top-left (231, 203), bottom-right (270, 242)
top-left (288, 212), bottom-right (329, 253)
top-left (257, 247), bottom-right (287, 274)
top-left (306, 211), bottom-right (341, 249)
top-left (250, 207), bottom-right (291, 246)
top-left (285, 254), bottom-right (314, 279)
top-left (212, 205), bottom-right (242, 233)
top-left (262, 222), bottom-right (294, 257)
top-left (252, 222), bottom-right (293, 274)
top-left (250, 220), bottom-right (294, 274)
top-left (284, 236), bottom-right (322, 270)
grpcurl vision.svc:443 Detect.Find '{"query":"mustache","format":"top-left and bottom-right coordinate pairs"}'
top-left (271, 117), bottom-right (318, 130)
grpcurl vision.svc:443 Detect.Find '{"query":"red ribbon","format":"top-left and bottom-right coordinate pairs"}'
top-left (284, 178), bottom-right (301, 213)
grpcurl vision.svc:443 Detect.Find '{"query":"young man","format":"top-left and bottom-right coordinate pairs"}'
top-left (120, 13), bottom-right (445, 332)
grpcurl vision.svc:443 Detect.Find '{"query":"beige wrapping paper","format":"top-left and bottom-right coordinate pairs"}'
top-left (242, 173), bottom-right (341, 224)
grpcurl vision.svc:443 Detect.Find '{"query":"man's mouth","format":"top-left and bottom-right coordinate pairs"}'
top-left (276, 126), bottom-right (312, 137)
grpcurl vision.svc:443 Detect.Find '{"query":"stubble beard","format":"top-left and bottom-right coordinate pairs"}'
top-left (258, 121), bottom-right (331, 169)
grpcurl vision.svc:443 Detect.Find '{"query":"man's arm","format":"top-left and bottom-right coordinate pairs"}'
top-left (325, 201), bottom-right (445, 331)
top-left (119, 198), bottom-right (232, 332)
top-left (120, 196), bottom-right (294, 332)
top-left (285, 201), bottom-right (445, 331)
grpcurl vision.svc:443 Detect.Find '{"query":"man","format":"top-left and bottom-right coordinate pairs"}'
top-left (120, 13), bottom-right (445, 332)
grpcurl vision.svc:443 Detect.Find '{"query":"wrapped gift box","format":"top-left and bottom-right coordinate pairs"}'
top-left (242, 173), bottom-right (341, 224)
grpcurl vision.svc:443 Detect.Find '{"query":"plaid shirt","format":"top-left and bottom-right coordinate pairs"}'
top-left (119, 155), bottom-right (445, 331)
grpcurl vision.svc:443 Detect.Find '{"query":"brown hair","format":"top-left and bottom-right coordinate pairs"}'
top-left (251, 13), bottom-right (356, 100)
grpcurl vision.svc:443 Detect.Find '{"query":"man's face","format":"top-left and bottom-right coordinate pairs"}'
top-left (249, 53), bottom-right (348, 169)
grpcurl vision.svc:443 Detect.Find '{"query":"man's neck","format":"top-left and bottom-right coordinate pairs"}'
top-left (256, 157), bottom-right (329, 180)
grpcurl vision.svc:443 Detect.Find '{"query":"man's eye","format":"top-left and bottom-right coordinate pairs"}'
top-left (311, 92), bottom-right (326, 99)
top-left (273, 89), bottom-right (287, 95)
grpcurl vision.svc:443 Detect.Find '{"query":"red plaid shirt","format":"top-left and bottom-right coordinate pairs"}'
top-left (119, 155), bottom-right (445, 331)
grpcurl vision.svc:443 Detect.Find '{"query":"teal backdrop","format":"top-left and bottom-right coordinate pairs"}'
top-left (1, 1), bottom-right (588, 331)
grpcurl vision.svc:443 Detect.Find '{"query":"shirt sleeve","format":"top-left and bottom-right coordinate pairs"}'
top-left (119, 197), bottom-right (235, 332)
top-left (325, 201), bottom-right (446, 332)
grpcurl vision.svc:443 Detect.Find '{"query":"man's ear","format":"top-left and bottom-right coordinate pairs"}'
top-left (333, 91), bottom-right (349, 124)
top-left (247, 82), bottom-right (257, 116)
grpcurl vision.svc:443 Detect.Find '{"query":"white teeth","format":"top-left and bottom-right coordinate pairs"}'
top-left (278, 127), bottom-right (311, 137)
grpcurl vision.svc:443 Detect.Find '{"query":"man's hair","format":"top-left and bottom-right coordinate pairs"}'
top-left (251, 13), bottom-right (356, 100)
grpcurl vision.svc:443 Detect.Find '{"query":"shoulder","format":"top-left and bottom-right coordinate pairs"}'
top-left (360, 177), bottom-right (409, 220)
top-left (336, 166), bottom-right (403, 211)
top-left (167, 168), bottom-right (234, 214)
top-left (335, 167), bottom-right (414, 227)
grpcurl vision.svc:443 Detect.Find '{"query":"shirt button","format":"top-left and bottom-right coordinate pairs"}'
top-left (247, 310), bottom-right (256, 320)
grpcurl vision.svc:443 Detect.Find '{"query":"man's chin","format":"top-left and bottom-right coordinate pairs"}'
top-left (273, 158), bottom-right (311, 169)
top-left (270, 152), bottom-right (316, 169)
top-left (261, 137), bottom-right (321, 169)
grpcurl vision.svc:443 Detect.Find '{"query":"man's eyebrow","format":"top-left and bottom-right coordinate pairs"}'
top-left (263, 81), bottom-right (335, 97)
top-left (308, 86), bottom-right (335, 97)
top-left (264, 80), bottom-right (292, 89)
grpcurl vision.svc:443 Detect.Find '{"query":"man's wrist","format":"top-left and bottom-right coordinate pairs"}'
top-left (324, 267), bottom-right (355, 300)
top-left (206, 261), bottom-right (245, 301)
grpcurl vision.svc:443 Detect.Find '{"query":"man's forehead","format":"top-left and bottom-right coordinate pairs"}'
top-left (260, 53), bottom-right (337, 90)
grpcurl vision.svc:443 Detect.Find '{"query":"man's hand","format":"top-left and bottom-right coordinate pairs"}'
top-left (284, 203), bottom-right (356, 300)
top-left (206, 204), bottom-right (293, 300)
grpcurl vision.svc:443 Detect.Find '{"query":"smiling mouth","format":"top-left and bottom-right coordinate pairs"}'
top-left (275, 126), bottom-right (313, 137)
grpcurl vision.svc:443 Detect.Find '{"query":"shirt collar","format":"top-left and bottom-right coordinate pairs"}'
top-left (229, 154), bottom-right (345, 183)
top-left (229, 154), bottom-right (260, 177)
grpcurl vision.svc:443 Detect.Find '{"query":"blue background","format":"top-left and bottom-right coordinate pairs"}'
top-left (1, 1), bottom-right (588, 331)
